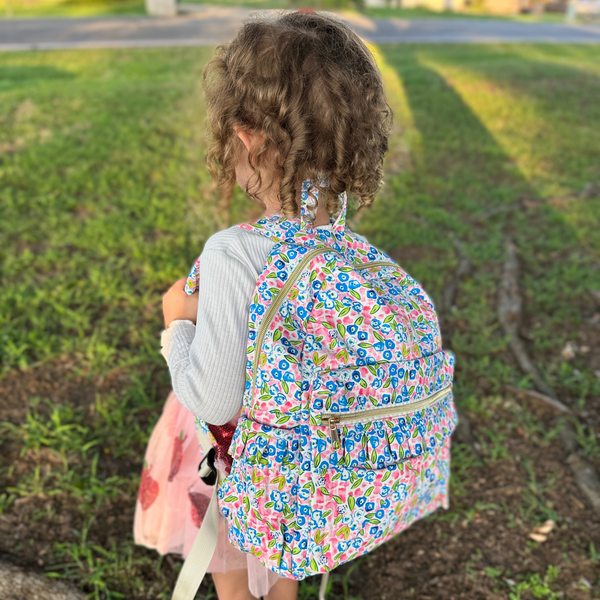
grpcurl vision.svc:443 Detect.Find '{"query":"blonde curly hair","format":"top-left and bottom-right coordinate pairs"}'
top-left (203, 10), bottom-right (392, 217)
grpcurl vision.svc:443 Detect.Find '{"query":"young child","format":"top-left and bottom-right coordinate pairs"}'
top-left (135, 10), bottom-right (455, 600)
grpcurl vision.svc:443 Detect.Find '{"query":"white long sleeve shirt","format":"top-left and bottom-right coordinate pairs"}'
top-left (160, 226), bottom-right (275, 425)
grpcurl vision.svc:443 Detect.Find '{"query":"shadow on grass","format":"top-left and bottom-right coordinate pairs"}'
top-left (423, 44), bottom-right (600, 191)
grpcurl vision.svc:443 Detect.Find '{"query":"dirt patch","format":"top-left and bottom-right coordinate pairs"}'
top-left (1, 360), bottom-right (599, 598)
top-left (0, 357), bottom-right (126, 424)
top-left (0, 357), bottom-right (170, 423)
top-left (0, 356), bottom-right (174, 595)
top-left (344, 403), bottom-right (600, 600)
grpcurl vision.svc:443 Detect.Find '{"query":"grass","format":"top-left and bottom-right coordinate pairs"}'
top-left (1, 44), bottom-right (600, 599)
top-left (0, 0), bottom-right (570, 20)
top-left (1, 0), bottom-right (147, 17)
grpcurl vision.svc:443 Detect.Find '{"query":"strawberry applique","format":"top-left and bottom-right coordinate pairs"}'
top-left (139, 462), bottom-right (159, 511)
top-left (189, 491), bottom-right (211, 528)
top-left (168, 430), bottom-right (187, 482)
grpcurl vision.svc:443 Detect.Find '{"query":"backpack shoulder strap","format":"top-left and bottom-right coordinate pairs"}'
top-left (171, 478), bottom-right (221, 600)
top-left (171, 427), bottom-right (222, 600)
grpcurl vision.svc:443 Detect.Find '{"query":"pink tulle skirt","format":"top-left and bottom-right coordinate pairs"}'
top-left (134, 392), bottom-right (282, 598)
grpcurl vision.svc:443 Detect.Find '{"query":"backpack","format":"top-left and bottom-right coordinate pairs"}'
top-left (172, 181), bottom-right (456, 599)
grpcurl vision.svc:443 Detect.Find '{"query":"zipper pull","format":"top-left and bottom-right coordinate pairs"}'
top-left (327, 416), bottom-right (341, 450)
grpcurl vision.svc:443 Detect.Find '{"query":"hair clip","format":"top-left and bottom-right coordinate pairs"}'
top-left (316, 173), bottom-right (330, 188)
top-left (300, 179), bottom-right (318, 226)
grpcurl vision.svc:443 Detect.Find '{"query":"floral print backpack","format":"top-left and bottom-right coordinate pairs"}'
top-left (172, 181), bottom-right (456, 600)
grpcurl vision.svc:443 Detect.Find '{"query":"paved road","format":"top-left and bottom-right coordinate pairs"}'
top-left (1, 5), bottom-right (599, 51)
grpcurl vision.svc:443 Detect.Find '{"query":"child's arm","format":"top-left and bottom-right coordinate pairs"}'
top-left (160, 237), bottom-right (265, 426)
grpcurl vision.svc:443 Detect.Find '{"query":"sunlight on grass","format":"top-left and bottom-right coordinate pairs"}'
top-left (416, 50), bottom-right (552, 191)
top-left (0, 0), bottom-right (569, 19)
top-left (1, 0), bottom-right (145, 18)
top-left (506, 44), bottom-right (600, 76)
top-left (370, 43), bottom-right (423, 175)
top-left (1, 45), bottom-right (599, 599)
top-left (416, 47), bottom-right (600, 249)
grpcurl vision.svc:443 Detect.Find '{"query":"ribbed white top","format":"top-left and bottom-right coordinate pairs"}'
top-left (160, 226), bottom-right (275, 425)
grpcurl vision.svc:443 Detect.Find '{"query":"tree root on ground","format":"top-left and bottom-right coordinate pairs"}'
top-left (441, 241), bottom-right (480, 457)
top-left (497, 238), bottom-right (557, 400)
top-left (504, 385), bottom-right (573, 415)
top-left (442, 240), bottom-right (472, 314)
top-left (453, 410), bottom-right (481, 460)
top-left (567, 453), bottom-right (600, 512)
top-left (475, 201), bottom-right (523, 222)
top-left (498, 236), bottom-right (600, 514)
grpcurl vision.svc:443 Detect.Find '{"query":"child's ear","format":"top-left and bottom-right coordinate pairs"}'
top-left (234, 126), bottom-right (254, 152)
top-left (234, 126), bottom-right (266, 153)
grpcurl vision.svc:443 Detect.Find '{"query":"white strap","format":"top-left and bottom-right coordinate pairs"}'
top-left (319, 572), bottom-right (329, 600)
top-left (171, 426), bottom-right (222, 600)
top-left (195, 426), bottom-right (214, 457)
top-left (171, 470), bottom-right (221, 600)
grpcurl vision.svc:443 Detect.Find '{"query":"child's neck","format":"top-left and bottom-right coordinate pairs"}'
top-left (261, 185), bottom-right (331, 227)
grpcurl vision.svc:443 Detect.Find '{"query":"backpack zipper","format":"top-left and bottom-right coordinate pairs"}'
top-left (320, 385), bottom-right (452, 449)
top-left (354, 261), bottom-right (395, 271)
top-left (251, 246), bottom-right (338, 398)
top-left (250, 252), bottom-right (397, 399)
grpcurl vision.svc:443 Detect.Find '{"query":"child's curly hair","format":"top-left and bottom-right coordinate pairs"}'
top-left (204, 10), bottom-right (393, 218)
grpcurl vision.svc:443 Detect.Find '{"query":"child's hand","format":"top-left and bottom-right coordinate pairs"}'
top-left (163, 278), bottom-right (199, 328)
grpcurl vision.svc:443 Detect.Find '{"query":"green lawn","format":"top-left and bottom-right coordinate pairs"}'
top-left (1, 0), bottom-right (147, 18)
top-left (0, 0), bottom-right (568, 20)
top-left (1, 45), bottom-right (599, 599)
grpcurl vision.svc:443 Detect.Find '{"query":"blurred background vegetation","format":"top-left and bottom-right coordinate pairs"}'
top-left (0, 0), bottom-right (575, 20)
